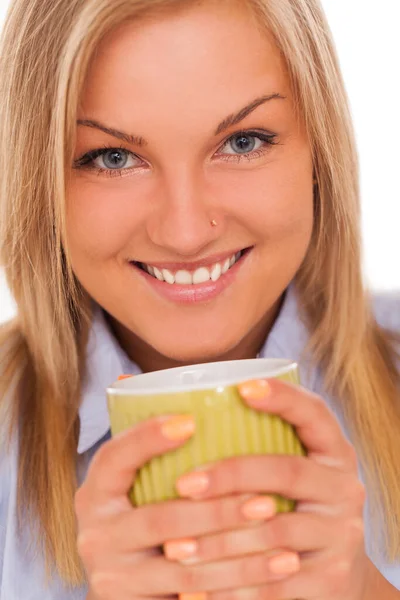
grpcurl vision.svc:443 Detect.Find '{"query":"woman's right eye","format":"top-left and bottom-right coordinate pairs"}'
top-left (74, 147), bottom-right (145, 176)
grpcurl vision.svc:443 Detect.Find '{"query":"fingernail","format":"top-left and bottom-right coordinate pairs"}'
top-left (179, 594), bottom-right (207, 600)
top-left (269, 552), bottom-right (300, 575)
top-left (241, 496), bottom-right (276, 520)
top-left (161, 415), bottom-right (196, 441)
top-left (176, 472), bottom-right (210, 498)
top-left (164, 538), bottom-right (198, 561)
top-left (238, 379), bottom-right (271, 402)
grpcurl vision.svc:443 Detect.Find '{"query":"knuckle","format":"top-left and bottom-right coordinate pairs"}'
top-left (216, 457), bottom-right (241, 491)
top-left (179, 565), bottom-right (199, 591)
top-left (239, 553), bottom-right (264, 585)
top-left (210, 530), bottom-right (228, 558)
top-left (325, 559), bottom-right (352, 594)
top-left (344, 517), bottom-right (365, 549)
top-left (209, 497), bottom-right (228, 530)
top-left (222, 528), bottom-right (246, 557)
top-left (200, 518), bottom-right (229, 558)
top-left (215, 494), bottom-right (245, 529)
top-left (141, 507), bottom-right (168, 542)
top-left (345, 480), bottom-right (366, 507)
top-left (284, 456), bottom-right (305, 491)
top-left (228, 494), bottom-right (249, 526)
top-left (141, 501), bottom-right (191, 543)
top-left (260, 518), bottom-right (281, 549)
top-left (77, 528), bottom-right (105, 561)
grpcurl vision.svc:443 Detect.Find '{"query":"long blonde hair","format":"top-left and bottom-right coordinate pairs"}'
top-left (1, 0), bottom-right (399, 586)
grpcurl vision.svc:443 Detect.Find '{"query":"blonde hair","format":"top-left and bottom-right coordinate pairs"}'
top-left (1, 0), bottom-right (400, 586)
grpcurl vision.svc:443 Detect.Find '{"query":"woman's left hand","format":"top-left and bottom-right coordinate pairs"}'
top-left (170, 378), bottom-right (371, 600)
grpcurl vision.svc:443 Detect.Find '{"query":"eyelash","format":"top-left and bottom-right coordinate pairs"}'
top-left (73, 130), bottom-right (280, 178)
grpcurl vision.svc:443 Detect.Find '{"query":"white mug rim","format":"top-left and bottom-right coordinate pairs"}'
top-left (107, 358), bottom-right (298, 397)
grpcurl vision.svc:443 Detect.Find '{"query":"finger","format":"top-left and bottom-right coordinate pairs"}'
top-left (100, 551), bottom-right (300, 596)
top-left (238, 378), bottom-right (357, 469)
top-left (176, 455), bottom-right (364, 508)
top-left (78, 494), bottom-right (276, 558)
top-left (75, 414), bottom-right (195, 518)
top-left (165, 512), bottom-right (335, 565)
top-left (91, 569), bottom-right (177, 600)
top-left (207, 554), bottom-right (353, 600)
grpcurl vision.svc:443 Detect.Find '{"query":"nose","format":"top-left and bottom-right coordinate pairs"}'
top-left (147, 167), bottom-right (220, 257)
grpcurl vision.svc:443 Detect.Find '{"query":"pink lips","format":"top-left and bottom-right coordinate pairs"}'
top-left (130, 249), bottom-right (250, 305)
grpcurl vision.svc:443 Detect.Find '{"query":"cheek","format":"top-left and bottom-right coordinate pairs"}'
top-left (65, 179), bottom-right (146, 263)
top-left (213, 163), bottom-right (314, 247)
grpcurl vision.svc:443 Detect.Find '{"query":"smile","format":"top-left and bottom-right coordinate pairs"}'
top-left (134, 249), bottom-right (247, 286)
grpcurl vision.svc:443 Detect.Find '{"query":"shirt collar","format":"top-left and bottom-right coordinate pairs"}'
top-left (258, 285), bottom-right (319, 391)
top-left (78, 284), bottom-right (312, 454)
top-left (78, 305), bottom-right (140, 453)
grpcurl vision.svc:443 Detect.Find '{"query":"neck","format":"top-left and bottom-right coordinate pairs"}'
top-left (106, 296), bottom-right (284, 373)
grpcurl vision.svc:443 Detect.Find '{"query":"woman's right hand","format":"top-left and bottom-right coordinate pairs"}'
top-left (75, 414), bottom-right (281, 600)
top-left (75, 414), bottom-right (197, 599)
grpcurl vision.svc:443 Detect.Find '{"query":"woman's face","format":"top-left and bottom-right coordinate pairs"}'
top-left (67, 0), bottom-right (314, 368)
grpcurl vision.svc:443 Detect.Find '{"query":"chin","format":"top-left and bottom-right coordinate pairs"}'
top-left (151, 335), bottom-right (238, 365)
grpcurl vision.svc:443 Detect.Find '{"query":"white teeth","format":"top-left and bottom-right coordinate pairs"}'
top-left (210, 263), bottom-right (222, 282)
top-left (192, 267), bottom-right (211, 284)
top-left (142, 251), bottom-right (243, 285)
top-left (221, 258), bottom-right (230, 274)
top-left (175, 270), bottom-right (192, 285)
top-left (162, 269), bottom-right (175, 284)
top-left (153, 267), bottom-right (164, 281)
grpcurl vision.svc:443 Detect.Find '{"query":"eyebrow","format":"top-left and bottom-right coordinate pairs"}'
top-left (76, 119), bottom-right (147, 147)
top-left (214, 93), bottom-right (286, 135)
top-left (76, 92), bottom-right (286, 145)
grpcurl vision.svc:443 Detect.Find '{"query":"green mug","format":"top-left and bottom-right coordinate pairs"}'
top-left (107, 358), bottom-right (305, 512)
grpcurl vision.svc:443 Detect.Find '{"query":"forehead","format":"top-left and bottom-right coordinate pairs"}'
top-left (80, 1), bottom-right (291, 124)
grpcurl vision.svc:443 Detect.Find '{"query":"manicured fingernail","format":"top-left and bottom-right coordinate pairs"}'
top-left (161, 415), bottom-right (196, 441)
top-left (241, 496), bottom-right (276, 520)
top-left (238, 379), bottom-right (271, 402)
top-left (269, 552), bottom-right (300, 575)
top-left (164, 538), bottom-right (198, 561)
top-left (176, 472), bottom-right (210, 497)
top-left (118, 374), bottom-right (134, 380)
top-left (179, 594), bottom-right (207, 600)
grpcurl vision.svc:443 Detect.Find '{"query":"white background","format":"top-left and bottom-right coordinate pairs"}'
top-left (0, 1), bottom-right (399, 323)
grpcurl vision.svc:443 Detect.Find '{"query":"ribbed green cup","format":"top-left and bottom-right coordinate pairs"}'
top-left (107, 359), bottom-right (305, 512)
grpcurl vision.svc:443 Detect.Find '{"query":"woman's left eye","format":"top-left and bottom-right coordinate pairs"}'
top-left (217, 131), bottom-right (278, 161)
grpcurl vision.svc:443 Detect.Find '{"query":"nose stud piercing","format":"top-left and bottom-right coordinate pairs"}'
top-left (210, 219), bottom-right (218, 227)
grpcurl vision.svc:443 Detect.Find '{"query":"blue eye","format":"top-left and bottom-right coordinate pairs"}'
top-left (218, 130), bottom-right (278, 160)
top-left (224, 133), bottom-right (259, 154)
top-left (101, 149), bottom-right (130, 169)
top-left (74, 146), bottom-right (141, 176)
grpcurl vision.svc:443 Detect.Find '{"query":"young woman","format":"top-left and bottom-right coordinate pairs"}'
top-left (1, 0), bottom-right (400, 598)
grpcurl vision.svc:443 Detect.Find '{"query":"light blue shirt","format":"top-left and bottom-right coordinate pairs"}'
top-left (1, 287), bottom-right (400, 598)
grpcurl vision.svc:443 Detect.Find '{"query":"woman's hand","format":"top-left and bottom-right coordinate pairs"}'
top-left (75, 413), bottom-right (296, 600)
top-left (170, 378), bottom-right (370, 600)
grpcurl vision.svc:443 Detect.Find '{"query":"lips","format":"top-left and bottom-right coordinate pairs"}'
top-left (132, 248), bottom-right (249, 286)
top-left (129, 247), bottom-right (252, 305)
